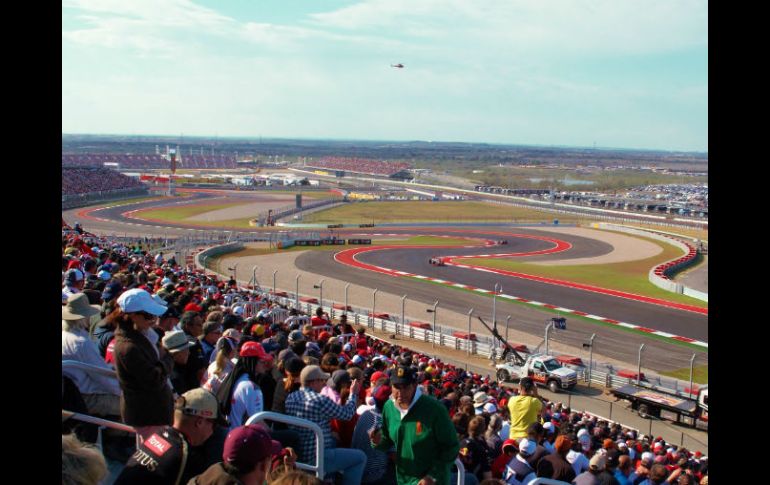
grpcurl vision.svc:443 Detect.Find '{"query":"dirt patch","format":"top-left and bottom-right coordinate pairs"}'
top-left (528, 227), bottom-right (663, 266)
top-left (187, 196), bottom-right (301, 222)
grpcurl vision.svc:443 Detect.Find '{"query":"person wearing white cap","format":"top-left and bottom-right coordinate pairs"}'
top-left (112, 288), bottom-right (175, 442)
top-left (567, 431), bottom-right (591, 476)
top-left (62, 293), bottom-right (122, 418)
top-left (504, 437), bottom-right (537, 484)
top-left (62, 268), bottom-right (86, 302)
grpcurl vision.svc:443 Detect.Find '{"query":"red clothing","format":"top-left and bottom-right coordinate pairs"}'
top-left (311, 315), bottom-right (330, 327)
top-left (331, 412), bottom-right (359, 448)
top-left (492, 452), bottom-right (514, 479)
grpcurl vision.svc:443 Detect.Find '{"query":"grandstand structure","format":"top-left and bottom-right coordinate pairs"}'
top-left (61, 152), bottom-right (237, 170)
top-left (305, 156), bottom-right (413, 180)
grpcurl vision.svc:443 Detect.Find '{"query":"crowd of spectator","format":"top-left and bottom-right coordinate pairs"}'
top-left (308, 157), bottom-right (411, 177)
top-left (62, 153), bottom-right (237, 170)
top-left (61, 222), bottom-right (708, 485)
top-left (62, 166), bottom-right (146, 196)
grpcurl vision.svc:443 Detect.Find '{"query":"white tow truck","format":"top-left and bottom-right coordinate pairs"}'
top-left (495, 353), bottom-right (579, 393)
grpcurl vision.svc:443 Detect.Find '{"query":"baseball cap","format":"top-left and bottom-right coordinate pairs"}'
top-left (502, 439), bottom-right (518, 453)
top-left (162, 330), bottom-right (196, 353)
top-left (176, 388), bottom-right (219, 420)
top-left (641, 452), bottom-right (655, 466)
top-left (518, 438), bottom-right (536, 457)
top-left (117, 288), bottom-right (167, 315)
top-left (223, 425), bottom-right (282, 471)
top-left (589, 453), bottom-right (607, 471)
top-left (605, 449), bottom-right (620, 468)
top-left (232, 306), bottom-right (245, 316)
top-left (370, 371), bottom-right (388, 385)
top-left (543, 422), bottom-right (556, 435)
top-left (239, 341), bottom-right (274, 361)
top-left (288, 330), bottom-right (306, 343)
top-left (97, 270), bottom-right (112, 281)
top-left (483, 402), bottom-right (497, 414)
top-left (351, 355), bottom-right (365, 366)
top-left (327, 369), bottom-right (352, 388)
top-left (65, 268), bottom-right (85, 284)
top-left (390, 365), bottom-right (417, 385)
top-left (300, 365), bottom-right (330, 385)
top-left (371, 384), bottom-right (392, 402)
top-left (554, 435), bottom-right (572, 454)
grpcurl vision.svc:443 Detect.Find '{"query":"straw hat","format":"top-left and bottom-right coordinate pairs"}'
top-left (62, 293), bottom-right (101, 321)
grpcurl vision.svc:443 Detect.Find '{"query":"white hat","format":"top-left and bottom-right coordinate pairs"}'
top-left (483, 402), bottom-right (497, 414)
top-left (232, 306), bottom-right (244, 316)
top-left (97, 270), bottom-right (112, 280)
top-left (518, 438), bottom-right (537, 456)
top-left (351, 355), bottom-right (365, 365)
top-left (577, 428), bottom-right (589, 439)
top-left (117, 288), bottom-right (167, 315)
top-left (543, 422), bottom-right (555, 434)
top-left (343, 343), bottom-right (353, 352)
top-left (473, 392), bottom-right (491, 406)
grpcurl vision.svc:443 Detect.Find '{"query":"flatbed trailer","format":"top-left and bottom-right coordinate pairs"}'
top-left (611, 384), bottom-right (708, 430)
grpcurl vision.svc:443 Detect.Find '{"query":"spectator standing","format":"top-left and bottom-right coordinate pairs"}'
top-left (284, 365), bottom-right (366, 485)
top-left (202, 337), bottom-right (236, 395)
top-left (370, 365), bottom-right (460, 485)
top-left (600, 450), bottom-right (622, 485)
top-left (636, 464), bottom-right (668, 485)
top-left (507, 378), bottom-right (542, 440)
top-left (459, 415), bottom-right (493, 482)
top-left (615, 455), bottom-right (632, 485)
top-left (199, 321), bottom-right (223, 363)
top-left (179, 311), bottom-right (208, 391)
top-left (163, 330), bottom-right (196, 396)
top-left (112, 288), bottom-right (174, 441)
top-left (62, 293), bottom-right (122, 417)
top-left (536, 435), bottom-right (576, 483)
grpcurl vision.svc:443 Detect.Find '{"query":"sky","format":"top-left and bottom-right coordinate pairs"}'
top-left (62, 0), bottom-right (708, 152)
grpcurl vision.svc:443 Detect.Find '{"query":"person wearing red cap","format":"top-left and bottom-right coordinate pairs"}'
top-left (221, 341), bottom-right (274, 429)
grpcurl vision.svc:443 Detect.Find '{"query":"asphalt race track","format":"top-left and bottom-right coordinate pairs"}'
top-left (64, 195), bottom-right (708, 372)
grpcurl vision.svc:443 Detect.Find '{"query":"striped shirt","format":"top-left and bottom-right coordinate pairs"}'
top-left (350, 409), bottom-right (389, 484)
top-left (284, 387), bottom-right (357, 465)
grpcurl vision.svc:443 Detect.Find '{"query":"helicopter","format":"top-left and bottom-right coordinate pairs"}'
top-left (391, 63), bottom-right (404, 68)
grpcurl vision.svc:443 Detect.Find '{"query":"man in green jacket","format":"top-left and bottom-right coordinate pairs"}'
top-left (370, 365), bottom-right (460, 485)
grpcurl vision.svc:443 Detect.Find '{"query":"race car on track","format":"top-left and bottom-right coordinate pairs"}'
top-left (428, 257), bottom-right (447, 266)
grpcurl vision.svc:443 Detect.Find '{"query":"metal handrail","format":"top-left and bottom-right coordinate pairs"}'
top-left (529, 479), bottom-right (572, 485)
top-left (454, 458), bottom-right (466, 485)
top-left (62, 410), bottom-right (138, 453)
top-left (245, 411), bottom-right (325, 478)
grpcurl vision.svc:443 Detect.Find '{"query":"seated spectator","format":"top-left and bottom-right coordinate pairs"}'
top-left (114, 388), bottom-right (224, 485)
top-left (351, 384), bottom-right (395, 485)
top-left (536, 435), bottom-right (576, 483)
top-left (202, 337), bottom-right (236, 395)
top-left (200, 320), bottom-right (223, 362)
top-left (574, 453), bottom-right (609, 485)
top-left (491, 439), bottom-right (517, 479)
top-left (503, 437), bottom-right (537, 484)
top-left (459, 415), bottom-right (493, 481)
top-left (221, 341), bottom-right (273, 429)
top-left (62, 293), bottom-right (122, 418)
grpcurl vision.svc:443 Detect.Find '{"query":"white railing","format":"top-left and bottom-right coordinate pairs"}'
top-left (245, 411), bottom-right (326, 478)
top-left (454, 458), bottom-right (466, 485)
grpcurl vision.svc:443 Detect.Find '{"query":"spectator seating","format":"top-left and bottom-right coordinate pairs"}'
top-left (307, 157), bottom-right (411, 177)
top-left (62, 166), bottom-right (145, 196)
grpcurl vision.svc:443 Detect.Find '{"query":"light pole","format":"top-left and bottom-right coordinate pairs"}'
top-left (583, 334), bottom-right (596, 387)
top-left (400, 294), bottom-right (407, 336)
top-left (545, 321), bottom-right (552, 355)
top-left (251, 265), bottom-right (258, 295)
top-left (689, 353), bottom-right (697, 399)
top-left (637, 344), bottom-right (645, 386)
top-left (314, 279), bottom-right (325, 309)
top-left (505, 315), bottom-right (511, 343)
top-left (344, 283), bottom-right (350, 315)
top-left (272, 270), bottom-right (277, 296)
top-left (492, 283), bottom-right (500, 353)
top-left (427, 300), bottom-right (439, 349)
top-left (467, 308), bottom-right (474, 356)
top-left (372, 288), bottom-right (378, 324)
top-left (295, 274), bottom-right (301, 307)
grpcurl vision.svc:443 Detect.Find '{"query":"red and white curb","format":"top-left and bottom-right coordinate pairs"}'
top-left (334, 238), bottom-right (708, 349)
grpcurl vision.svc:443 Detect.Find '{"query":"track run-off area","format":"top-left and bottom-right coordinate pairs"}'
top-left (63, 192), bottom-right (708, 373)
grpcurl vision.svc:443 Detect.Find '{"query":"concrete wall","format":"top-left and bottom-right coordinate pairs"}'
top-left (593, 223), bottom-right (707, 302)
top-left (195, 242), bottom-right (245, 271)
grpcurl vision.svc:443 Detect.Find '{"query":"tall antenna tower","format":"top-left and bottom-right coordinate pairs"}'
top-left (168, 148), bottom-right (177, 196)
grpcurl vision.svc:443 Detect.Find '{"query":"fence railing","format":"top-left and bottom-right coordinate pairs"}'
top-left (245, 411), bottom-right (326, 478)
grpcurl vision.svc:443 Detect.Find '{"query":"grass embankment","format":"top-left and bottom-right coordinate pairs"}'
top-left (659, 365), bottom-right (708, 385)
top-left (136, 202), bottom-right (247, 221)
top-left (303, 201), bottom-right (579, 224)
top-left (455, 234), bottom-right (707, 308)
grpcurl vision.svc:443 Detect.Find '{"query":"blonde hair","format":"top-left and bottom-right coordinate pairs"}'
top-left (270, 469), bottom-right (323, 485)
top-left (62, 434), bottom-right (108, 485)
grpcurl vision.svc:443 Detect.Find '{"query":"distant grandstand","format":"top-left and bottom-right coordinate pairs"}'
top-left (62, 166), bottom-right (146, 196)
top-left (305, 157), bottom-right (413, 180)
top-left (61, 152), bottom-right (237, 170)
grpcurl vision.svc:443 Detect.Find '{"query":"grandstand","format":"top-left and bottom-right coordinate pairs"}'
top-left (306, 157), bottom-right (413, 180)
top-left (61, 166), bottom-right (145, 196)
top-left (62, 152), bottom-right (237, 170)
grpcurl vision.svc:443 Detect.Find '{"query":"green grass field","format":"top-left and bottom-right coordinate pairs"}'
top-left (659, 365), bottom-right (708, 385)
top-left (455, 234), bottom-right (708, 307)
top-left (303, 201), bottom-right (579, 223)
